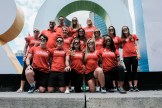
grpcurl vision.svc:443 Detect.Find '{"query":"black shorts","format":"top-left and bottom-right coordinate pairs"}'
top-left (85, 71), bottom-right (95, 81)
top-left (48, 72), bottom-right (65, 87)
top-left (33, 68), bottom-right (49, 88)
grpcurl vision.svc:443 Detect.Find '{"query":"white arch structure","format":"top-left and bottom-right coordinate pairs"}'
top-left (34, 0), bottom-right (133, 35)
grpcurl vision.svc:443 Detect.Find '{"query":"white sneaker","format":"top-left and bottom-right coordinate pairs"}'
top-left (65, 89), bottom-right (70, 94)
top-left (101, 87), bottom-right (106, 93)
top-left (96, 86), bottom-right (100, 92)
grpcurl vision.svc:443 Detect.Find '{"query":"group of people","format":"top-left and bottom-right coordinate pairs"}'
top-left (16, 16), bottom-right (140, 94)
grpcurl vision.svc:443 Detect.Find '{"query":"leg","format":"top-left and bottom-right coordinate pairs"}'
top-left (47, 87), bottom-right (55, 93)
top-left (131, 57), bottom-right (138, 86)
top-left (94, 67), bottom-right (105, 88)
top-left (124, 57), bottom-right (133, 88)
top-left (87, 78), bottom-right (96, 92)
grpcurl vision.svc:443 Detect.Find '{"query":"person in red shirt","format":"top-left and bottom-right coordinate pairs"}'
top-left (62, 26), bottom-right (73, 50)
top-left (69, 17), bottom-right (81, 38)
top-left (107, 26), bottom-right (122, 91)
top-left (66, 37), bottom-right (85, 93)
top-left (84, 39), bottom-right (106, 93)
top-left (121, 26), bottom-right (140, 92)
top-left (41, 20), bottom-right (57, 49)
top-left (93, 29), bottom-right (104, 51)
top-left (100, 36), bottom-right (126, 93)
top-left (84, 18), bottom-right (96, 39)
top-left (76, 28), bottom-right (86, 51)
top-left (17, 28), bottom-right (40, 93)
top-left (25, 35), bottom-right (51, 93)
top-left (55, 16), bottom-right (69, 36)
top-left (47, 37), bottom-right (70, 93)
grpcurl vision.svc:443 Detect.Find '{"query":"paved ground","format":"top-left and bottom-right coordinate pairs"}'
top-left (0, 90), bottom-right (162, 98)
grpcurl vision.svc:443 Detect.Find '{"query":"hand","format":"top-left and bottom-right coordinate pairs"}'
top-left (64, 66), bottom-right (71, 72)
top-left (137, 54), bottom-right (141, 60)
top-left (23, 56), bottom-right (27, 61)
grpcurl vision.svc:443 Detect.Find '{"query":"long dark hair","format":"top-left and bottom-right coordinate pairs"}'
top-left (77, 28), bottom-right (87, 42)
top-left (108, 26), bottom-right (116, 37)
top-left (103, 35), bottom-right (116, 52)
top-left (121, 26), bottom-right (132, 43)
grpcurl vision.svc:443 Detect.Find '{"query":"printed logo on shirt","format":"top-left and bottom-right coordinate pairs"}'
top-left (35, 50), bottom-right (49, 56)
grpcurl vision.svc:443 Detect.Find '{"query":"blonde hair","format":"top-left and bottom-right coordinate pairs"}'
top-left (84, 38), bottom-right (96, 63)
top-left (93, 28), bottom-right (102, 40)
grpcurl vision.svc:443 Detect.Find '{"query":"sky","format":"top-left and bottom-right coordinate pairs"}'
top-left (10, 0), bottom-right (89, 53)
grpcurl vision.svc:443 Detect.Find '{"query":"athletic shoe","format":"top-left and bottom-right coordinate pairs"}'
top-left (118, 87), bottom-right (127, 94)
top-left (129, 86), bottom-right (134, 92)
top-left (28, 86), bottom-right (35, 93)
top-left (65, 89), bottom-right (70, 94)
top-left (16, 88), bottom-right (24, 93)
top-left (113, 87), bottom-right (118, 92)
top-left (96, 86), bottom-right (100, 92)
top-left (101, 87), bottom-right (106, 93)
top-left (134, 86), bottom-right (140, 92)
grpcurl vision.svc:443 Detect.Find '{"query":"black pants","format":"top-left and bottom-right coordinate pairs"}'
top-left (64, 69), bottom-right (83, 92)
top-left (123, 56), bottom-right (138, 81)
top-left (104, 66), bottom-right (125, 89)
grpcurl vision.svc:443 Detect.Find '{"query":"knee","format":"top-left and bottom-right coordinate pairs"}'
top-left (95, 67), bottom-right (103, 74)
top-left (25, 69), bottom-right (34, 76)
top-left (39, 87), bottom-right (46, 93)
top-left (47, 87), bottom-right (54, 93)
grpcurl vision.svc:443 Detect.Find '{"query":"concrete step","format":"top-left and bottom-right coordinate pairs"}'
top-left (0, 91), bottom-right (162, 108)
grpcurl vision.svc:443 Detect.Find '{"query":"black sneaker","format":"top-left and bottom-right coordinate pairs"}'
top-left (28, 86), bottom-right (36, 93)
top-left (118, 87), bottom-right (126, 94)
top-left (134, 86), bottom-right (140, 92)
top-left (129, 86), bottom-right (134, 92)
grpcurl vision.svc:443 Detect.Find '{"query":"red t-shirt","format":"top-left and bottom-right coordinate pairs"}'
top-left (69, 27), bottom-right (78, 38)
top-left (85, 50), bottom-right (99, 74)
top-left (41, 29), bottom-right (57, 49)
top-left (122, 34), bottom-right (139, 57)
top-left (80, 40), bottom-right (86, 51)
top-left (55, 25), bottom-right (70, 36)
top-left (112, 36), bottom-right (122, 50)
top-left (100, 48), bottom-right (119, 72)
top-left (25, 36), bottom-right (40, 49)
top-left (63, 36), bottom-right (73, 50)
top-left (28, 46), bottom-right (51, 73)
top-left (84, 26), bottom-right (96, 39)
top-left (95, 38), bottom-right (104, 51)
top-left (70, 51), bottom-right (84, 74)
top-left (50, 48), bottom-right (70, 72)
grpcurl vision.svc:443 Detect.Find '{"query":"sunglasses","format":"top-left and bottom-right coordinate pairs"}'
top-left (88, 42), bottom-right (94, 45)
top-left (74, 42), bottom-right (80, 45)
top-left (105, 39), bottom-right (111, 42)
top-left (39, 38), bottom-right (46, 41)
top-left (94, 31), bottom-right (100, 33)
top-left (34, 30), bottom-right (39, 33)
top-left (56, 40), bottom-right (63, 43)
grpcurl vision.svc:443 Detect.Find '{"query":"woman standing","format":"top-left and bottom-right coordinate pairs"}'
top-left (17, 28), bottom-right (40, 93)
top-left (77, 28), bottom-right (87, 51)
top-left (107, 26), bottom-right (122, 91)
top-left (69, 17), bottom-right (81, 38)
top-left (121, 26), bottom-right (140, 92)
top-left (84, 39), bottom-right (106, 93)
